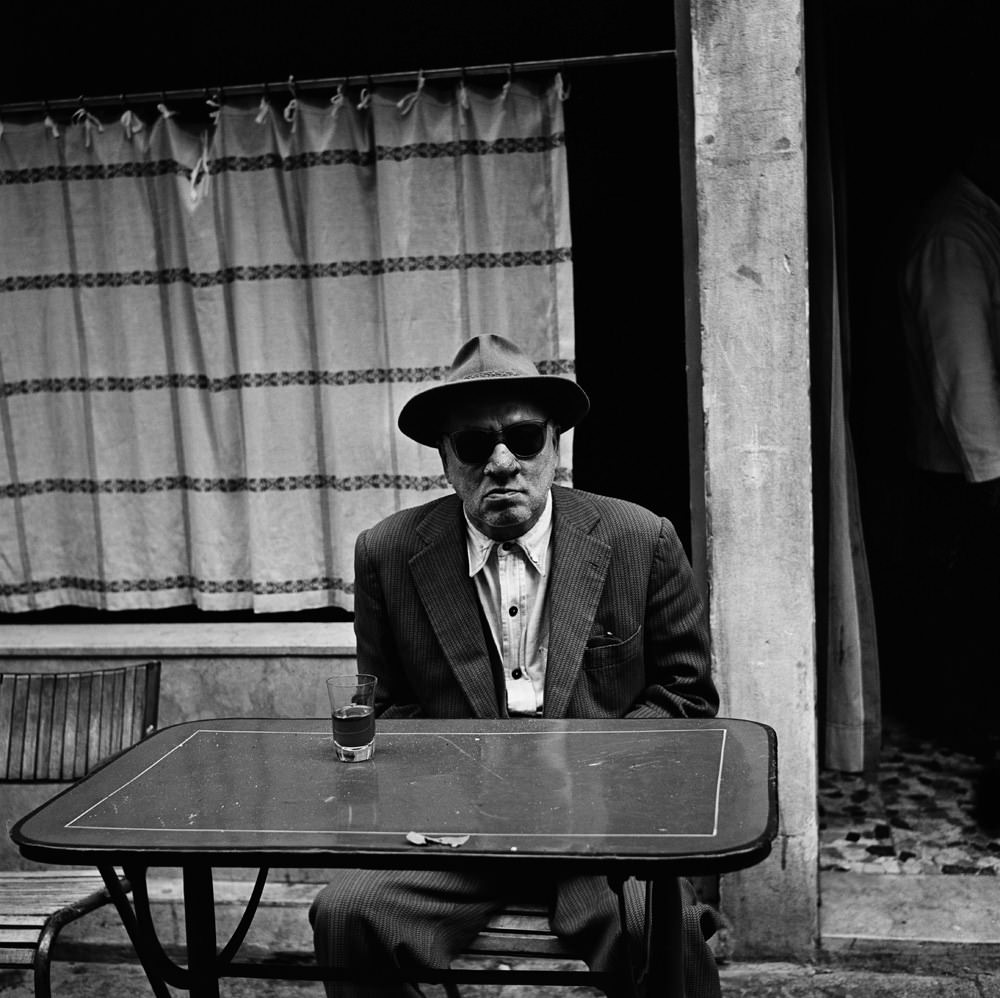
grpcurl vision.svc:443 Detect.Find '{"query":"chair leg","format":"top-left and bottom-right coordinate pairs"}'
top-left (32, 922), bottom-right (55, 998)
top-left (31, 890), bottom-right (116, 998)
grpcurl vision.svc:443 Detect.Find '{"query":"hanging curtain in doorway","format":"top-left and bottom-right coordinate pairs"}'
top-left (0, 78), bottom-right (575, 613)
top-left (808, 31), bottom-right (881, 773)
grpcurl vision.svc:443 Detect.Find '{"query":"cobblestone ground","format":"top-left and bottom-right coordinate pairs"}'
top-left (5, 963), bottom-right (1000, 998)
top-left (0, 964), bottom-right (602, 997)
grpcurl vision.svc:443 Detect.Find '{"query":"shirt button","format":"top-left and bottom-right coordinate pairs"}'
top-left (509, 606), bottom-right (518, 617)
top-left (511, 668), bottom-right (523, 679)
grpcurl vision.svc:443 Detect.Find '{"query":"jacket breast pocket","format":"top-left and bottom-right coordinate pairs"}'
top-left (581, 624), bottom-right (643, 672)
top-left (578, 625), bottom-right (644, 715)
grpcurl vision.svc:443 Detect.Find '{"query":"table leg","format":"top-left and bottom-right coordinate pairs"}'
top-left (183, 865), bottom-right (220, 998)
top-left (99, 865), bottom-right (175, 997)
top-left (646, 876), bottom-right (685, 998)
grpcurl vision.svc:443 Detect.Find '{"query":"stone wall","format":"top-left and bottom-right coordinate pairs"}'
top-left (676, 0), bottom-right (817, 961)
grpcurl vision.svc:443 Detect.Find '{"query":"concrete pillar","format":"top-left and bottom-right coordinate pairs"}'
top-left (675, 0), bottom-right (818, 959)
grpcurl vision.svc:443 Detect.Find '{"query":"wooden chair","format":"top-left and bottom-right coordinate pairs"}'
top-left (443, 900), bottom-right (586, 997)
top-left (0, 662), bottom-right (162, 998)
top-left (437, 891), bottom-right (651, 998)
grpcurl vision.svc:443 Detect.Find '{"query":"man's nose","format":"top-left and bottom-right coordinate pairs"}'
top-left (485, 443), bottom-right (519, 474)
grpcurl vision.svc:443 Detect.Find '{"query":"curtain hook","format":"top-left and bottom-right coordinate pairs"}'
top-left (119, 91), bottom-right (144, 139)
top-left (458, 67), bottom-right (470, 113)
top-left (556, 64), bottom-right (571, 101)
top-left (158, 90), bottom-right (176, 119)
top-left (43, 100), bottom-right (59, 138)
top-left (396, 69), bottom-right (425, 115)
top-left (256, 81), bottom-right (272, 124)
top-left (72, 94), bottom-right (102, 147)
top-left (284, 75), bottom-right (299, 128)
top-left (206, 86), bottom-right (224, 124)
top-left (502, 62), bottom-right (515, 101)
top-left (331, 76), bottom-right (348, 119)
top-left (357, 74), bottom-right (373, 110)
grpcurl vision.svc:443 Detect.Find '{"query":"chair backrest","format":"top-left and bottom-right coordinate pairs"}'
top-left (0, 662), bottom-right (161, 783)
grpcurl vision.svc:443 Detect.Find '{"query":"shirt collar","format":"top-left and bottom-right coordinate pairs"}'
top-left (465, 490), bottom-right (553, 578)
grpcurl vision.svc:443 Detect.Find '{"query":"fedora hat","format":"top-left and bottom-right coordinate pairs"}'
top-left (398, 335), bottom-right (590, 447)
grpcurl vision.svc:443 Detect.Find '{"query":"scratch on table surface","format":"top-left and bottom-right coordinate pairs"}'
top-left (434, 735), bottom-right (506, 781)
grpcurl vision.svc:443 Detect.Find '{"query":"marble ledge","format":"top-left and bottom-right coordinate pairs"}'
top-left (0, 622), bottom-right (357, 658)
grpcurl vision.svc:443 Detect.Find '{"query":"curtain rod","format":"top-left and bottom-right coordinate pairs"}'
top-left (0, 49), bottom-right (674, 116)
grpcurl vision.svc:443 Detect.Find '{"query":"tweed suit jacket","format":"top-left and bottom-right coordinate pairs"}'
top-left (353, 485), bottom-right (718, 720)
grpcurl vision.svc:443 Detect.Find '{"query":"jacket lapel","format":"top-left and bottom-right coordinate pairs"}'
top-left (543, 487), bottom-right (612, 718)
top-left (409, 498), bottom-right (501, 718)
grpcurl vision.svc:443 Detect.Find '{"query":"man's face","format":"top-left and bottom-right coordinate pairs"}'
top-left (440, 395), bottom-right (559, 541)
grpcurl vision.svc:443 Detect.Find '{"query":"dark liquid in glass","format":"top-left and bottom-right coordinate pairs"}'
top-left (332, 704), bottom-right (375, 746)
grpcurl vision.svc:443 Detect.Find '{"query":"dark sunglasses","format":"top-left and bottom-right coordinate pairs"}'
top-left (447, 419), bottom-right (550, 465)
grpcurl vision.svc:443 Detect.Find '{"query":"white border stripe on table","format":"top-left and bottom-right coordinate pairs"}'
top-left (67, 727), bottom-right (728, 838)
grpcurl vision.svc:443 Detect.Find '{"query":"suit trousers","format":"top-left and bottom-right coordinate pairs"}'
top-left (310, 868), bottom-right (721, 998)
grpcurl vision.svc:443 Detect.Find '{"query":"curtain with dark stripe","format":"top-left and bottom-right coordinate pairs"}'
top-left (0, 79), bottom-right (575, 613)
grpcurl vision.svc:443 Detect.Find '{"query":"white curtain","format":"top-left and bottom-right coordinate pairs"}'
top-left (808, 19), bottom-right (882, 774)
top-left (0, 78), bottom-right (576, 613)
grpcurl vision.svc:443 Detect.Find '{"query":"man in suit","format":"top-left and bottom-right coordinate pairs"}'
top-left (311, 334), bottom-right (722, 997)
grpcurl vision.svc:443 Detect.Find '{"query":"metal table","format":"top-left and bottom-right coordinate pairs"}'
top-left (12, 716), bottom-right (777, 997)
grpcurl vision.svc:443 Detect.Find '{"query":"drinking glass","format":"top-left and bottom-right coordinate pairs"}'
top-left (326, 674), bottom-right (377, 762)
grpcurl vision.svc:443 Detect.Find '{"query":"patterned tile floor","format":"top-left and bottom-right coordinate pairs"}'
top-left (819, 719), bottom-right (1000, 875)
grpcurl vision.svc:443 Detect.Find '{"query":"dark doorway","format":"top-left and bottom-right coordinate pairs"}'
top-left (811, 0), bottom-right (1000, 892)
top-left (568, 58), bottom-right (691, 551)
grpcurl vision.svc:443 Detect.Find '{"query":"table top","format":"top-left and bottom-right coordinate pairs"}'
top-left (12, 717), bottom-right (777, 876)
